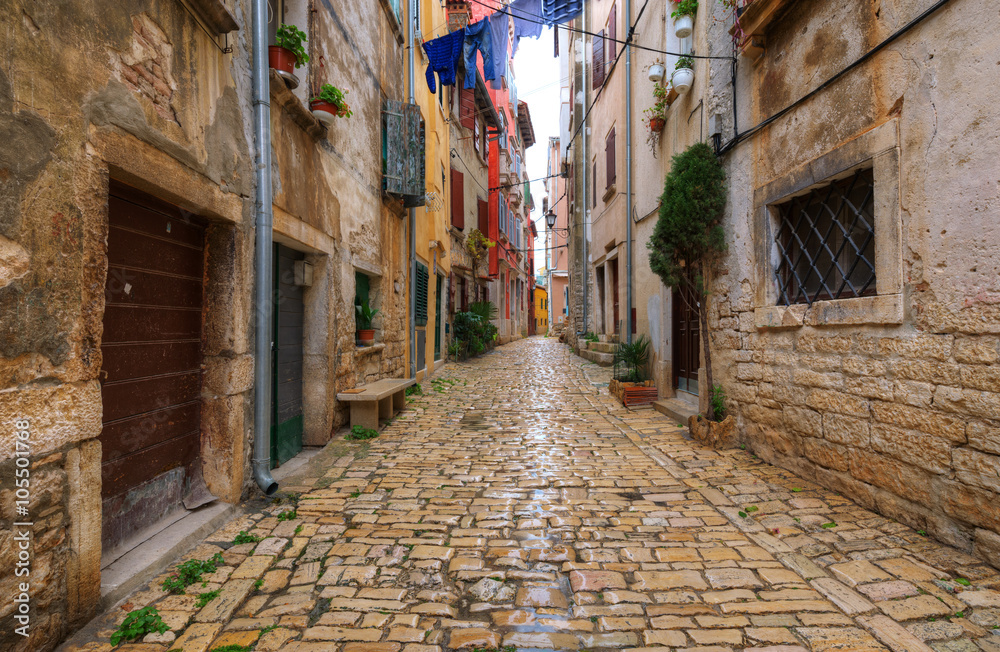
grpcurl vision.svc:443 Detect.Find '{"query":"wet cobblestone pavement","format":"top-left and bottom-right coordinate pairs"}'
top-left (66, 338), bottom-right (1000, 652)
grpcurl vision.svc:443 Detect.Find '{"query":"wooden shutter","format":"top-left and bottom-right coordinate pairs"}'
top-left (553, 25), bottom-right (559, 57)
top-left (415, 262), bottom-right (429, 326)
top-left (606, 127), bottom-right (616, 188)
top-left (460, 87), bottom-right (475, 129)
top-left (450, 169), bottom-right (465, 229)
top-left (608, 4), bottom-right (617, 59)
top-left (592, 164), bottom-right (597, 207)
top-left (592, 30), bottom-right (605, 89)
top-left (478, 198), bottom-right (488, 233)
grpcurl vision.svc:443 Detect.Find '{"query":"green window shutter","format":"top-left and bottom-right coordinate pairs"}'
top-left (383, 100), bottom-right (426, 205)
top-left (415, 262), bottom-right (429, 327)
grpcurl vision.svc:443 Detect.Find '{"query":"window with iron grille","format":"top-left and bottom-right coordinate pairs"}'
top-left (773, 168), bottom-right (876, 306)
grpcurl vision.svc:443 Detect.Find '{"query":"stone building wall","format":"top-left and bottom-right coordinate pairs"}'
top-left (706, 0), bottom-right (1000, 567)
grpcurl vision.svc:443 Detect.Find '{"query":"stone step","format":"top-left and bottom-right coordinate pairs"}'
top-left (579, 348), bottom-right (614, 366)
top-left (653, 397), bottom-right (698, 425)
top-left (587, 341), bottom-right (617, 353)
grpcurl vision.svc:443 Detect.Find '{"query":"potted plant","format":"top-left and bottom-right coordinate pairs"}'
top-left (648, 61), bottom-right (666, 83)
top-left (672, 56), bottom-right (695, 95)
top-left (269, 24), bottom-right (309, 87)
top-left (310, 84), bottom-right (353, 125)
top-left (609, 335), bottom-right (658, 406)
top-left (643, 82), bottom-right (671, 154)
top-left (671, 0), bottom-right (698, 38)
top-left (356, 299), bottom-right (378, 346)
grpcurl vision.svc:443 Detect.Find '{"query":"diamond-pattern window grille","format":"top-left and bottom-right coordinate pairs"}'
top-left (773, 168), bottom-right (877, 306)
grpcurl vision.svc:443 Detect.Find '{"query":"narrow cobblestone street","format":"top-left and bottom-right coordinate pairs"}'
top-left (67, 338), bottom-right (1000, 652)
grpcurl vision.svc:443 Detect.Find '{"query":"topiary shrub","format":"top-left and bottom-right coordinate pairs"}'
top-left (647, 142), bottom-right (727, 419)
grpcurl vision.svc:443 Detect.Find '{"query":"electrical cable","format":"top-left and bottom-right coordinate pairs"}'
top-left (465, 0), bottom-right (731, 60)
top-left (566, 0), bottom-right (650, 151)
top-left (490, 172), bottom-right (561, 192)
top-left (717, 0), bottom-right (954, 156)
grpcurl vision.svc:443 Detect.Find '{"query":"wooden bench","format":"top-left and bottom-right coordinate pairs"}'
top-left (337, 377), bottom-right (416, 431)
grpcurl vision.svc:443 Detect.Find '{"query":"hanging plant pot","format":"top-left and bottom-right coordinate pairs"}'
top-left (672, 67), bottom-right (695, 95)
top-left (357, 329), bottom-right (375, 346)
top-left (648, 63), bottom-right (666, 83)
top-left (648, 116), bottom-right (665, 132)
top-left (309, 99), bottom-right (348, 125)
top-left (268, 45), bottom-right (300, 88)
top-left (674, 14), bottom-right (694, 39)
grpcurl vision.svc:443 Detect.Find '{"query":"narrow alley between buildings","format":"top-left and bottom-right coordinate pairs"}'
top-left (63, 338), bottom-right (1000, 652)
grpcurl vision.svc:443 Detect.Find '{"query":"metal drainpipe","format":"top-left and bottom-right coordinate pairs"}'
top-left (408, 0), bottom-right (417, 379)
top-left (251, 0), bottom-right (278, 495)
top-left (580, 6), bottom-right (589, 337)
top-left (624, 0), bottom-right (633, 344)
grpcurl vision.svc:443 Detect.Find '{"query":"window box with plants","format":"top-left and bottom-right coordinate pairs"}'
top-left (356, 299), bottom-right (378, 346)
top-left (310, 84), bottom-right (353, 125)
top-left (269, 23), bottom-right (308, 88)
top-left (672, 56), bottom-right (695, 95)
top-left (671, 0), bottom-right (697, 38)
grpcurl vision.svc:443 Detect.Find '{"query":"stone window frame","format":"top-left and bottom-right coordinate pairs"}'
top-left (754, 120), bottom-right (903, 329)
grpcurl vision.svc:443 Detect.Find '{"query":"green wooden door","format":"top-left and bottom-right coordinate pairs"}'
top-left (272, 244), bottom-right (304, 467)
top-left (434, 275), bottom-right (443, 359)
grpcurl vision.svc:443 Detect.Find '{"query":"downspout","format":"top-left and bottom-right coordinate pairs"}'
top-left (580, 5), bottom-right (589, 336)
top-left (624, 0), bottom-right (633, 343)
top-left (251, 0), bottom-right (278, 495)
top-left (408, 0), bottom-right (417, 378)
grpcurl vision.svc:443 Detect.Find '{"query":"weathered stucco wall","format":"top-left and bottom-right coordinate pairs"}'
top-left (0, 0), bottom-right (257, 648)
top-left (708, 0), bottom-right (1000, 566)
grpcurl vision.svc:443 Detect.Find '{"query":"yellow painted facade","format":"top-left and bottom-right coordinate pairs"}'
top-left (535, 285), bottom-right (548, 333)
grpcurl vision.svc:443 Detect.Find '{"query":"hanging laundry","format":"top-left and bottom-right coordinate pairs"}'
top-left (488, 11), bottom-right (511, 90)
top-left (541, 0), bottom-right (583, 25)
top-left (462, 18), bottom-right (495, 89)
top-left (422, 28), bottom-right (466, 93)
top-left (509, 0), bottom-right (543, 56)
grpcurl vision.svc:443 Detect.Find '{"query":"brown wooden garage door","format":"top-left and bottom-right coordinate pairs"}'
top-left (100, 183), bottom-right (204, 501)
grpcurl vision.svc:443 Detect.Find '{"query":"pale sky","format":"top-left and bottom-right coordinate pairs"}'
top-left (512, 27), bottom-right (561, 277)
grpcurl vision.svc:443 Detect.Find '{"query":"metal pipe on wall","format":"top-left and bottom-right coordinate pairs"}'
top-left (251, 0), bottom-right (278, 495)
top-left (624, 0), bottom-right (633, 344)
top-left (408, 0), bottom-right (417, 379)
top-left (580, 3), bottom-right (589, 337)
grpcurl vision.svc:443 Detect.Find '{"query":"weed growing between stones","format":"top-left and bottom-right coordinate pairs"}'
top-left (161, 553), bottom-right (225, 594)
top-left (231, 531), bottom-right (261, 545)
top-left (195, 589), bottom-right (220, 608)
top-left (347, 424), bottom-right (379, 440)
top-left (276, 509), bottom-right (298, 521)
top-left (110, 606), bottom-right (169, 646)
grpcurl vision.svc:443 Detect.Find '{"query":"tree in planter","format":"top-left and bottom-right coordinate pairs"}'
top-left (647, 142), bottom-right (727, 420)
top-left (464, 229), bottom-right (495, 301)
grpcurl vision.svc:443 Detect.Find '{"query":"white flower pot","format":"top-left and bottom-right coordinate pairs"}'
top-left (672, 67), bottom-right (694, 95)
top-left (674, 14), bottom-right (693, 39)
top-left (648, 63), bottom-right (666, 83)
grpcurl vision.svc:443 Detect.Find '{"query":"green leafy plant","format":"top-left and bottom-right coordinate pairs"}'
top-left (196, 589), bottom-right (221, 608)
top-left (276, 509), bottom-right (297, 521)
top-left (465, 229), bottom-right (496, 295)
top-left (820, 522), bottom-right (838, 529)
top-left (644, 81), bottom-right (673, 153)
top-left (161, 553), bottom-right (225, 594)
top-left (954, 577), bottom-right (971, 586)
top-left (253, 578), bottom-right (264, 591)
top-left (232, 531), bottom-right (261, 545)
top-left (647, 142), bottom-right (727, 419)
top-left (613, 335), bottom-right (651, 383)
top-left (110, 606), bottom-right (169, 646)
top-left (347, 425), bottom-right (379, 440)
top-left (355, 298), bottom-right (379, 330)
top-left (583, 332), bottom-right (600, 343)
top-left (210, 646), bottom-right (253, 652)
top-left (675, 55), bottom-right (694, 70)
top-left (670, 0), bottom-right (698, 18)
top-left (275, 24), bottom-right (309, 67)
top-left (406, 383), bottom-right (423, 396)
top-left (710, 383), bottom-right (727, 422)
top-left (312, 83), bottom-right (353, 118)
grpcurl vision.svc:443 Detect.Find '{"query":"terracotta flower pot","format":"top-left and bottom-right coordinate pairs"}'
top-left (649, 116), bottom-right (665, 132)
top-left (309, 99), bottom-right (344, 125)
top-left (268, 45), bottom-right (297, 75)
top-left (357, 329), bottom-right (375, 346)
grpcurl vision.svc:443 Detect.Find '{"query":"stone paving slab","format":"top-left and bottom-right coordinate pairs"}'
top-left (63, 338), bottom-right (1000, 652)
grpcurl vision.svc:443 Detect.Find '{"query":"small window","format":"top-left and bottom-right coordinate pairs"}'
top-left (773, 168), bottom-right (876, 306)
top-left (474, 118), bottom-right (481, 154)
top-left (415, 262), bottom-right (429, 326)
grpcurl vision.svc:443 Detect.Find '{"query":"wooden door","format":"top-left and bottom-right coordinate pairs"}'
top-left (101, 183), bottom-right (204, 547)
top-left (272, 245), bottom-right (304, 466)
top-left (610, 258), bottom-right (620, 334)
top-left (672, 285), bottom-right (700, 394)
